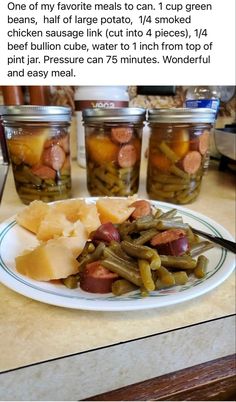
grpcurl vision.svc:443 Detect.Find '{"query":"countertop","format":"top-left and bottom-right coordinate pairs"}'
top-left (0, 155), bottom-right (235, 400)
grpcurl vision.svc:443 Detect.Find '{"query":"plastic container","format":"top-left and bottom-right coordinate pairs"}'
top-left (2, 106), bottom-right (72, 204)
top-left (74, 86), bottom-right (129, 167)
top-left (82, 107), bottom-right (146, 197)
top-left (147, 108), bottom-right (215, 204)
top-left (185, 86), bottom-right (221, 113)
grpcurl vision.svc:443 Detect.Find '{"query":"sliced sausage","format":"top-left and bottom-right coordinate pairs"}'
top-left (130, 200), bottom-right (152, 220)
top-left (151, 229), bottom-right (189, 256)
top-left (44, 135), bottom-right (70, 154)
top-left (111, 127), bottom-right (133, 144)
top-left (31, 164), bottom-right (56, 180)
top-left (42, 145), bottom-right (66, 171)
top-left (80, 261), bottom-right (119, 293)
top-left (61, 155), bottom-right (71, 175)
top-left (58, 134), bottom-right (70, 154)
top-left (182, 151), bottom-right (201, 174)
top-left (91, 222), bottom-right (120, 244)
top-left (118, 144), bottom-right (137, 168)
top-left (199, 130), bottom-right (210, 155)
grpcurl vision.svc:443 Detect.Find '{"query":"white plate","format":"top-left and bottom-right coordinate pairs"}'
top-left (0, 199), bottom-right (235, 311)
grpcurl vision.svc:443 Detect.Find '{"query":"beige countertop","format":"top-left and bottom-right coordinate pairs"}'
top-left (0, 156), bottom-right (235, 400)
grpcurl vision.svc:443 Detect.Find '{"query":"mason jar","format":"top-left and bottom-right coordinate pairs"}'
top-left (147, 108), bottom-right (215, 204)
top-left (2, 105), bottom-right (72, 204)
top-left (82, 107), bottom-right (146, 196)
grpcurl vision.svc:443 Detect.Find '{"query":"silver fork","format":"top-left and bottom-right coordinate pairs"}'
top-left (192, 228), bottom-right (236, 254)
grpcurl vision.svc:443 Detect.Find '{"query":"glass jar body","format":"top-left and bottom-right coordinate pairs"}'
top-left (84, 120), bottom-right (143, 197)
top-left (147, 122), bottom-right (213, 204)
top-left (75, 86), bottom-right (129, 167)
top-left (5, 121), bottom-right (71, 204)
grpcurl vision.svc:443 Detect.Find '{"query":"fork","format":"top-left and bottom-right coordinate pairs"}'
top-left (192, 227), bottom-right (236, 254)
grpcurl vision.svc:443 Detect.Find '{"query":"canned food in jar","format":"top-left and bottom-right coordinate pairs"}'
top-left (2, 106), bottom-right (72, 204)
top-left (147, 108), bottom-right (215, 204)
top-left (82, 108), bottom-right (146, 197)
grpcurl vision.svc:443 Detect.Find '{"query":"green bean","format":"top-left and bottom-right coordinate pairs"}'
top-left (62, 275), bottom-right (78, 289)
top-left (104, 162), bottom-right (117, 175)
top-left (44, 179), bottom-right (57, 186)
top-left (45, 185), bottom-right (67, 193)
top-left (154, 208), bottom-right (163, 218)
top-left (77, 242), bottom-right (106, 271)
top-left (119, 167), bottom-right (133, 178)
top-left (76, 241), bottom-right (95, 262)
top-left (90, 177), bottom-right (113, 196)
top-left (94, 168), bottom-right (122, 187)
top-left (129, 170), bottom-right (139, 189)
top-left (152, 172), bottom-right (190, 184)
top-left (140, 286), bottom-right (149, 297)
top-left (169, 165), bottom-right (190, 179)
top-left (156, 220), bottom-right (189, 231)
top-left (118, 221), bottom-right (137, 237)
top-left (112, 279), bottom-right (138, 296)
top-left (156, 266), bottom-right (175, 288)
top-left (165, 183), bottom-right (189, 191)
top-left (112, 185), bottom-right (122, 194)
top-left (149, 182), bottom-right (163, 190)
top-left (109, 241), bottom-right (135, 262)
top-left (160, 255), bottom-right (197, 269)
top-left (134, 217), bottom-right (186, 232)
top-left (121, 240), bottom-right (154, 260)
top-left (21, 166), bottom-right (43, 185)
top-left (176, 188), bottom-right (200, 204)
top-left (167, 216), bottom-right (184, 222)
top-left (149, 250), bottom-right (161, 270)
top-left (103, 247), bottom-right (138, 271)
top-left (149, 189), bottom-right (175, 199)
top-left (135, 215), bottom-right (157, 231)
top-left (172, 271), bottom-right (189, 285)
top-left (155, 279), bottom-right (171, 290)
top-left (189, 241), bottom-right (214, 257)
top-left (101, 259), bottom-right (142, 287)
top-left (133, 229), bottom-right (158, 245)
top-left (158, 141), bottom-right (180, 163)
top-left (186, 227), bottom-right (196, 244)
top-left (20, 187), bottom-right (66, 196)
top-left (194, 255), bottom-right (209, 278)
top-left (138, 259), bottom-right (155, 291)
top-left (159, 209), bottom-right (178, 219)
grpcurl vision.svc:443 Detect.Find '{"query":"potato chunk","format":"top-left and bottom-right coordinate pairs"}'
top-left (16, 200), bottom-right (50, 234)
top-left (15, 242), bottom-right (79, 281)
top-left (96, 198), bottom-right (135, 224)
top-left (8, 131), bottom-right (48, 166)
top-left (47, 236), bottom-right (87, 258)
top-left (36, 211), bottom-right (74, 241)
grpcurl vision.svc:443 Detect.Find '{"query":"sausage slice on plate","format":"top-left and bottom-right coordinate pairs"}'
top-left (80, 261), bottom-right (119, 293)
top-left (151, 229), bottom-right (189, 256)
top-left (130, 200), bottom-right (152, 220)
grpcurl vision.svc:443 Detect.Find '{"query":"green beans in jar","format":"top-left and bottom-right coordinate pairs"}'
top-left (83, 108), bottom-right (145, 197)
top-left (146, 108), bottom-right (215, 204)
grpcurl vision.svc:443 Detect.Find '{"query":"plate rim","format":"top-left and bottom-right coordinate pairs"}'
top-left (0, 198), bottom-right (235, 311)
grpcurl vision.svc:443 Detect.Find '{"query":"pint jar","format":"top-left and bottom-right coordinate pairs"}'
top-left (147, 108), bottom-right (215, 204)
top-left (2, 106), bottom-right (72, 204)
top-left (82, 108), bottom-right (146, 196)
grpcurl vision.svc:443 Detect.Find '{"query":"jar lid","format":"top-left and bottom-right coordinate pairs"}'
top-left (1, 105), bottom-right (72, 123)
top-left (148, 108), bottom-right (216, 123)
top-left (82, 107), bottom-right (146, 123)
